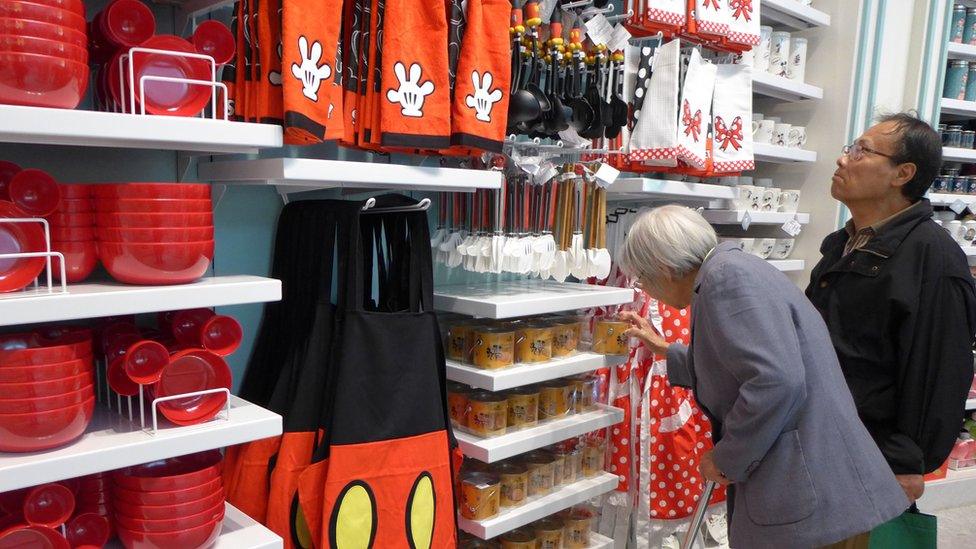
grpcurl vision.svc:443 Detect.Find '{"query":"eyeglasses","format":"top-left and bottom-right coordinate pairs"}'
top-left (842, 142), bottom-right (895, 161)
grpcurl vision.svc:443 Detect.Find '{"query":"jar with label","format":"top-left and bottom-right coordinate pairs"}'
top-left (500, 529), bottom-right (537, 549)
top-left (967, 176), bottom-right (976, 195)
top-left (460, 472), bottom-right (501, 520)
top-left (538, 379), bottom-right (573, 421)
top-left (953, 4), bottom-right (968, 43)
top-left (582, 437), bottom-right (607, 477)
top-left (459, 533), bottom-right (499, 549)
top-left (549, 448), bottom-right (566, 488)
top-left (523, 450), bottom-right (556, 496)
top-left (954, 175), bottom-right (970, 195)
top-left (505, 386), bottom-right (539, 430)
top-left (467, 391), bottom-right (508, 437)
top-left (552, 445), bottom-right (578, 485)
top-left (933, 175), bottom-right (951, 193)
top-left (568, 446), bottom-right (584, 480)
top-left (964, 130), bottom-right (976, 149)
top-left (946, 61), bottom-right (970, 100)
top-left (534, 518), bottom-right (565, 549)
top-left (966, 8), bottom-right (976, 44)
top-left (950, 125), bottom-right (966, 148)
top-left (471, 326), bottom-right (516, 370)
top-left (447, 382), bottom-right (474, 429)
top-left (495, 461), bottom-right (529, 508)
top-left (515, 321), bottom-right (553, 363)
top-left (592, 319), bottom-right (630, 355)
top-left (564, 506), bottom-right (596, 548)
top-left (550, 316), bottom-right (581, 357)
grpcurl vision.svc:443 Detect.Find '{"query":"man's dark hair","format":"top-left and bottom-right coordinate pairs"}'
top-left (876, 112), bottom-right (943, 201)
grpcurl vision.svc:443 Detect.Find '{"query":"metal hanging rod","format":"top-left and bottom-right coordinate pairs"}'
top-left (361, 197), bottom-right (432, 213)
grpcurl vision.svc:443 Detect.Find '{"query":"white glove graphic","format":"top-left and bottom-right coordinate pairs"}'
top-left (386, 62), bottom-right (434, 117)
top-left (291, 36), bottom-right (331, 102)
top-left (465, 70), bottom-right (503, 122)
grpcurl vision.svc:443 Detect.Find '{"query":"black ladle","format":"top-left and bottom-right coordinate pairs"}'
top-left (508, 28), bottom-right (541, 125)
top-left (568, 53), bottom-right (593, 131)
top-left (606, 56), bottom-right (628, 138)
top-left (578, 57), bottom-right (607, 139)
top-left (543, 43), bottom-right (571, 135)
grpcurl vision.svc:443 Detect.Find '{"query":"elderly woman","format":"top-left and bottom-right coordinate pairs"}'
top-left (618, 206), bottom-right (908, 549)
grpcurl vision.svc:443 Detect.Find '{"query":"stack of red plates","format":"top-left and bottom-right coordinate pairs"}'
top-left (0, 327), bottom-right (94, 452)
top-left (0, 0), bottom-right (89, 109)
top-left (93, 183), bottom-right (214, 285)
top-left (112, 451), bottom-right (225, 549)
top-left (45, 184), bottom-right (96, 282)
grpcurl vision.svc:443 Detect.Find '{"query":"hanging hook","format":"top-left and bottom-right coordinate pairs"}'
top-left (582, 4), bottom-right (614, 17)
top-left (605, 10), bottom-right (633, 23)
top-left (561, 0), bottom-right (593, 10)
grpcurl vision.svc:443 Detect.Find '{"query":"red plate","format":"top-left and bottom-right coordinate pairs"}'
top-left (0, 201), bottom-right (46, 293)
top-left (170, 308), bottom-right (214, 344)
top-left (0, 18), bottom-right (87, 49)
top-left (115, 500), bottom-right (224, 533)
top-left (95, 212), bottom-right (213, 227)
top-left (0, 160), bottom-right (21, 200)
top-left (0, 51), bottom-right (87, 109)
top-left (0, 384), bottom-right (93, 413)
top-left (101, 0), bottom-right (155, 48)
top-left (116, 518), bottom-right (221, 549)
top-left (64, 513), bottom-right (109, 548)
top-left (0, 2), bottom-right (86, 34)
top-left (112, 450), bottom-right (222, 492)
top-left (129, 35), bottom-right (211, 117)
top-left (98, 240), bottom-right (213, 285)
top-left (93, 199), bottom-right (213, 214)
top-left (0, 34), bottom-right (87, 64)
top-left (112, 477), bottom-right (221, 507)
top-left (0, 525), bottom-right (69, 549)
top-left (106, 356), bottom-right (139, 396)
top-left (50, 198), bottom-right (91, 214)
top-left (0, 332), bottom-right (91, 366)
top-left (115, 489), bottom-right (223, 521)
top-left (191, 20), bottom-right (234, 65)
top-left (0, 372), bottom-right (92, 398)
top-left (92, 183), bottom-right (211, 200)
top-left (49, 240), bottom-right (97, 283)
top-left (45, 212), bottom-right (93, 227)
top-left (96, 226), bottom-right (215, 243)
top-left (154, 350), bottom-right (229, 425)
top-left (22, 483), bottom-right (75, 528)
top-left (0, 396), bottom-right (94, 452)
top-left (0, 358), bottom-right (91, 383)
top-left (123, 340), bottom-right (169, 385)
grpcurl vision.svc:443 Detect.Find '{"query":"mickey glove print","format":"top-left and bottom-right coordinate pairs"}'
top-left (386, 62), bottom-right (435, 117)
top-left (291, 36), bottom-right (331, 102)
top-left (465, 71), bottom-right (503, 122)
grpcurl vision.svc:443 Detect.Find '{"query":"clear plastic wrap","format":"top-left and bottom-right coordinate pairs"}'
top-left (460, 472), bottom-right (501, 520)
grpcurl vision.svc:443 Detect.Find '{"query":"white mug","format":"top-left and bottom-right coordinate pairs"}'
top-left (965, 220), bottom-right (976, 244)
top-left (718, 237), bottom-right (746, 251)
top-left (753, 113), bottom-right (764, 123)
top-left (770, 32), bottom-right (791, 77)
top-left (770, 239), bottom-right (796, 260)
top-left (774, 123), bottom-right (792, 147)
top-left (788, 126), bottom-right (807, 148)
top-left (756, 26), bottom-right (773, 73)
top-left (739, 238), bottom-right (756, 252)
top-left (753, 238), bottom-right (777, 259)
top-left (779, 190), bottom-right (802, 213)
top-left (789, 37), bottom-right (808, 82)
top-left (733, 185), bottom-right (760, 210)
top-left (762, 188), bottom-right (780, 211)
top-left (753, 119), bottom-right (775, 144)
top-left (948, 220), bottom-right (965, 243)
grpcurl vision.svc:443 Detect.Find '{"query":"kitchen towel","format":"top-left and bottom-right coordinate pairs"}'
top-left (711, 62), bottom-right (754, 173)
top-left (675, 48), bottom-right (716, 169)
top-left (727, 0), bottom-right (761, 46)
top-left (629, 39), bottom-right (680, 167)
top-left (694, 0), bottom-right (730, 38)
top-left (643, 0), bottom-right (687, 27)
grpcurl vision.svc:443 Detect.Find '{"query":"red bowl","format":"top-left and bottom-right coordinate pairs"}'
top-left (115, 518), bottom-right (221, 549)
top-left (170, 308), bottom-right (214, 345)
top-left (0, 159), bottom-right (20, 199)
top-left (50, 198), bottom-right (91, 214)
top-left (0, 2), bottom-right (86, 34)
top-left (154, 350), bottom-right (230, 425)
top-left (22, 482), bottom-right (75, 528)
top-left (0, 396), bottom-right (94, 452)
top-left (76, 489), bottom-right (111, 505)
top-left (58, 184), bottom-right (90, 199)
top-left (0, 34), bottom-right (87, 64)
top-left (0, 372), bottom-right (92, 398)
top-left (7, 168), bottom-right (60, 217)
top-left (112, 477), bottom-right (221, 507)
top-left (198, 315), bottom-right (242, 356)
top-left (46, 212), bottom-right (93, 227)
top-left (0, 332), bottom-right (90, 366)
top-left (93, 199), bottom-right (213, 214)
top-left (0, 525), bottom-right (70, 549)
top-left (92, 184), bottom-right (211, 200)
top-left (50, 226), bottom-right (94, 242)
top-left (24, 0), bottom-right (85, 15)
top-left (65, 513), bottom-right (110, 548)
top-left (0, 384), bottom-right (93, 413)
top-left (191, 20), bottom-right (234, 65)
top-left (98, 240), bottom-right (213, 285)
top-left (96, 226), bottom-right (214, 243)
top-left (0, 200), bottom-right (47, 293)
top-left (106, 355), bottom-right (139, 397)
top-left (95, 212), bottom-right (213, 228)
top-left (102, 0), bottom-right (156, 48)
top-left (128, 34), bottom-right (211, 117)
top-left (0, 51), bottom-right (87, 109)
top-left (49, 240), bottom-right (97, 283)
top-left (0, 17), bottom-right (86, 49)
top-left (114, 489), bottom-right (223, 521)
top-left (0, 357), bottom-right (91, 383)
top-left (115, 500), bottom-right (224, 533)
top-left (112, 450), bottom-right (222, 492)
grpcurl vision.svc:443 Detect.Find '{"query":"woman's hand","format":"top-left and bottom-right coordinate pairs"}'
top-left (619, 311), bottom-right (670, 355)
top-left (701, 451), bottom-right (731, 486)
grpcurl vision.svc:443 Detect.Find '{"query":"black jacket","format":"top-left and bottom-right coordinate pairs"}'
top-left (807, 199), bottom-right (976, 475)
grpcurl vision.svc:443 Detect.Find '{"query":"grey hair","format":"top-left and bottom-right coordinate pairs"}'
top-left (618, 205), bottom-right (717, 286)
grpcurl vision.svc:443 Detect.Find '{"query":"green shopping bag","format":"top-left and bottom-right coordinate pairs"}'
top-left (868, 509), bottom-right (937, 549)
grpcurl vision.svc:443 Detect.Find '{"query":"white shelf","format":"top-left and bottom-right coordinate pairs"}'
top-left (587, 532), bottom-right (614, 549)
top-left (106, 502), bottom-right (283, 549)
top-left (941, 98), bottom-right (976, 117)
top-left (606, 178), bottom-right (735, 202)
top-left (447, 353), bottom-right (626, 392)
top-left (948, 42), bottom-right (976, 62)
top-left (458, 472), bottom-right (619, 539)
top-left (0, 275), bottom-right (281, 327)
top-left (0, 105), bottom-right (282, 154)
top-left (456, 405), bottom-right (624, 463)
top-left (919, 467), bottom-right (976, 512)
top-left (198, 157), bottom-right (503, 193)
top-left (967, 398), bottom-right (976, 410)
top-left (701, 210), bottom-right (811, 225)
top-left (753, 143), bottom-right (818, 163)
top-left (0, 396), bottom-right (281, 492)
top-left (928, 192), bottom-right (976, 207)
top-left (760, 0), bottom-right (831, 30)
top-left (752, 72), bottom-right (824, 102)
top-left (943, 147), bottom-right (976, 163)
top-left (434, 281), bottom-right (634, 319)
top-left (768, 259), bottom-right (805, 272)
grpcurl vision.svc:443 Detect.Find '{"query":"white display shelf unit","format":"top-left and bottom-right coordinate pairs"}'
top-left (0, 396), bottom-right (281, 492)
top-left (928, 192), bottom-right (976, 207)
top-left (458, 472), bottom-right (619, 539)
top-left (606, 178), bottom-right (735, 202)
top-left (434, 281), bottom-right (634, 319)
top-left (588, 532), bottom-right (614, 549)
top-left (753, 143), bottom-right (818, 163)
top-left (105, 503), bottom-right (283, 549)
top-left (447, 353), bottom-right (626, 392)
top-left (948, 42), bottom-right (976, 62)
top-left (0, 105), bottom-right (282, 153)
top-left (752, 72), bottom-right (824, 102)
top-left (0, 275), bottom-right (281, 327)
top-left (943, 146), bottom-right (976, 163)
top-left (919, 467), bottom-right (976, 512)
top-left (198, 157), bottom-right (503, 193)
top-left (760, 0), bottom-right (831, 30)
top-left (963, 246), bottom-right (976, 266)
top-left (768, 259), bottom-right (805, 272)
top-left (456, 405), bottom-right (624, 463)
top-left (701, 210), bottom-right (811, 225)
top-left (941, 98), bottom-right (976, 117)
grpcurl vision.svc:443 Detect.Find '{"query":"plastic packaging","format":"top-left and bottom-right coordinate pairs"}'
top-left (447, 382), bottom-right (474, 429)
top-left (505, 386), bottom-right (540, 430)
top-left (538, 379), bottom-right (573, 421)
top-left (516, 322), bottom-right (553, 363)
top-left (500, 528), bottom-right (537, 549)
top-left (582, 436), bottom-right (607, 477)
top-left (495, 461), bottom-right (529, 508)
top-left (467, 391), bottom-right (508, 437)
top-left (523, 450), bottom-right (556, 497)
top-left (592, 319), bottom-right (630, 355)
top-left (533, 517), bottom-right (565, 549)
top-left (472, 326), bottom-right (516, 370)
top-left (460, 472), bottom-right (501, 520)
top-left (564, 506), bottom-right (596, 548)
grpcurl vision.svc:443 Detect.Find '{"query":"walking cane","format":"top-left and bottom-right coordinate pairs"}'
top-left (681, 480), bottom-right (717, 548)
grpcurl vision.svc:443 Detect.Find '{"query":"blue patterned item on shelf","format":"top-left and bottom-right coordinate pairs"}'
top-left (946, 60), bottom-right (970, 100)
top-left (966, 8), bottom-right (976, 44)
top-left (952, 4), bottom-right (967, 43)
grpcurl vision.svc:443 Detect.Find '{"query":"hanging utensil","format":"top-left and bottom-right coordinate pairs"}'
top-left (431, 194), bottom-right (449, 253)
top-left (593, 186), bottom-right (612, 279)
top-left (489, 179), bottom-right (506, 274)
top-left (606, 52), bottom-right (628, 139)
top-left (569, 176), bottom-right (588, 278)
top-left (508, 7), bottom-right (541, 128)
top-left (568, 27), bottom-right (594, 132)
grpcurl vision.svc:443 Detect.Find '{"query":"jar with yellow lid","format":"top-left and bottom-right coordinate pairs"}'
top-left (538, 379), bottom-right (573, 421)
top-left (471, 326), bottom-right (516, 370)
top-left (505, 386), bottom-right (539, 429)
top-left (467, 391), bottom-right (508, 437)
top-left (515, 321), bottom-right (554, 363)
top-left (592, 318), bottom-right (630, 355)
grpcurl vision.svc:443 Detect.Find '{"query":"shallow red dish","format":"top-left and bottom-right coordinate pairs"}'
top-left (92, 184), bottom-right (211, 200)
top-left (0, 525), bottom-right (70, 549)
top-left (113, 450), bottom-right (222, 492)
top-left (0, 396), bottom-right (93, 452)
top-left (129, 34), bottom-right (211, 117)
top-left (106, 355), bottom-right (139, 396)
top-left (0, 2), bottom-right (86, 33)
top-left (0, 17), bottom-right (86, 49)
top-left (49, 226), bottom-right (93, 242)
top-left (0, 332), bottom-right (91, 366)
top-left (116, 500), bottom-right (223, 533)
top-left (24, 0), bottom-right (85, 15)
top-left (0, 200), bottom-right (46, 293)
top-left (96, 226), bottom-right (214, 243)
top-left (123, 340), bottom-right (169, 385)
top-left (23, 483), bottom-right (75, 528)
top-left (170, 308), bottom-right (214, 344)
top-left (112, 477), bottom-right (221, 507)
top-left (154, 350), bottom-right (229, 425)
top-left (115, 489), bottom-right (223, 521)
top-left (0, 34), bottom-right (87, 64)
top-left (93, 198), bottom-right (213, 214)
top-left (7, 169), bottom-right (60, 217)
top-left (0, 358), bottom-right (91, 383)
top-left (0, 51), bottom-right (87, 109)
top-left (115, 518), bottom-right (221, 549)
top-left (102, 0), bottom-right (155, 48)
top-left (64, 513), bottom-right (109, 548)
top-left (98, 240), bottom-right (213, 285)
top-left (191, 20), bottom-right (234, 65)
top-left (0, 384), bottom-right (93, 413)
top-left (95, 212), bottom-right (213, 228)
top-left (35, 325), bottom-right (91, 346)
top-left (45, 211), bottom-right (93, 227)
top-left (50, 198), bottom-right (91, 214)
top-left (0, 372), bottom-right (92, 398)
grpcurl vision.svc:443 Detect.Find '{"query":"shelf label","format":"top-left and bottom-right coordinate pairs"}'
top-left (781, 215), bottom-right (803, 237)
top-left (593, 163), bottom-right (620, 188)
top-left (741, 211), bottom-right (752, 231)
top-left (584, 14), bottom-right (614, 47)
top-left (950, 199), bottom-right (970, 215)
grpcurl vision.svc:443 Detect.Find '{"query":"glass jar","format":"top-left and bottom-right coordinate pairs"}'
top-left (459, 472), bottom-right (501, 520)
top-left (954, 176), bottom-right (971, 194)
top-left (964, 130), bottom-right (976, 149)
top-left (948, 125), bottom-right (965, 148)
top-left (933, 175), bottom-right (952, 193)
top-left (505, 386), bottom-right (539, 430)
top-left (495, 461), bottom-right (529, 508)
top-left (945, 60), bottom-right (970, 100)
top-left (967, 176), bottom-right (976, 195)
top-left (952, 4), bottom-right (968, 43)
top-left (966, 8), bottom-right (976, 44)
top-left (471, 326), bottom-right (516, 370)
top-left (467, 391), bottom-right (508, 437)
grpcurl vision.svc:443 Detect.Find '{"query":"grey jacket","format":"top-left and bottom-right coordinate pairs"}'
top-left (666, 242), bottom-right (908, 548)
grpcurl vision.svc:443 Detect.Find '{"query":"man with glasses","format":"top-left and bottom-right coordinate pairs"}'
top-left (807, 113), bottom-right (976, 546)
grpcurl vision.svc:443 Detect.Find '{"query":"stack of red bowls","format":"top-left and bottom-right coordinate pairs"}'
top-left (93, 183), bottom-right (215, 285)
top-left (45, 184), bottom-right (97, 282)
top-left (0, 327), bottom-right (95, 452)
top-left (112, 451), bottom-right (225, 549)
top-left (0, 0), bottom-right (89, 109)
top-left (72, 472), bottom-right (114, 540)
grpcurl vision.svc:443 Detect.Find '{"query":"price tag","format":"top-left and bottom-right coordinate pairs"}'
top-left (584, 14), bottom-right (614, 47)
top-left (593, 163), bottom-right (620, 188)
top-left (741, 211), bottom-right (752, 231)
top-left (781, 215), bottom-right (803, 237)
top-left (608, 24), bottom-right (633, 52)
top-left (535, 163), bottom-right (559, 185)
top-left (950, 199), bottom-right (969, 215)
